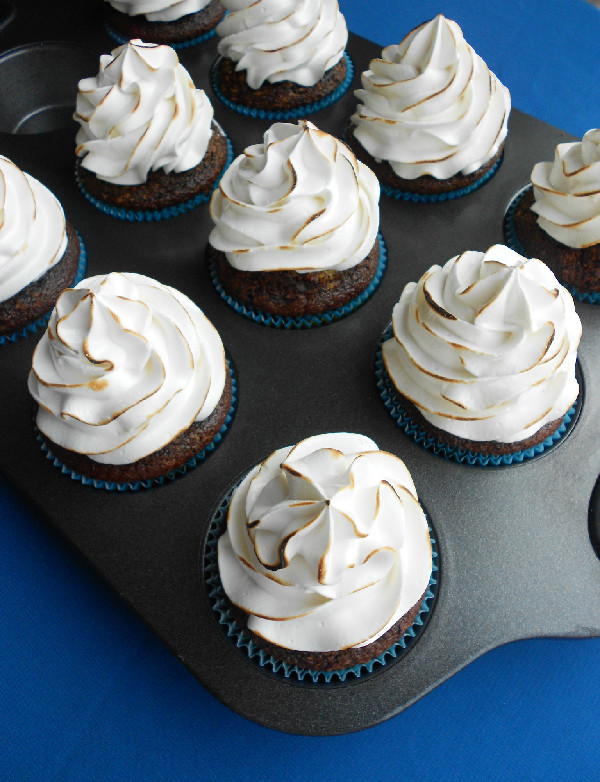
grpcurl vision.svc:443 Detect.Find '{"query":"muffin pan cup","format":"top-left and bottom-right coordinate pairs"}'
top-left (2, 22), bottom-right (600, 736)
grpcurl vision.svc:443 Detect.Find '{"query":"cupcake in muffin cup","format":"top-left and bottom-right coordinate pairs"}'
top-left (28, 272), bottom-right (235, 490)
top-left (208, 432), bottom-right (436, 680)
top-left (378, 244), bottom-right (581, 465)
top-left (207, 119), bottom-right (385, 327)
top-left (0, 156), bottom-right (86, 345)
top-left (105, 0), bottom-right (226, 48)
top-left (211, 0), bottom-right (353, 120)
top-left (346, 15), bottom-right (510, 201)
top-left (504, 128), bottom-right (600, 303)
top-left (74, 39), bottom-right (232, 221)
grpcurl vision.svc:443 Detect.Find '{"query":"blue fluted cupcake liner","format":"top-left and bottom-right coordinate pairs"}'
top-left (381, 153), bottom-right (503, 202)
top-left (209, 232), bottom-right (387, 329)
top-left (35, 357), bottom-right (237, 492)
top-left (203, 479), bottom-right (439, 684)
top-left (76, 128), bottom-right (233, 222)
top-left (376, 324), bottom-right (580, 467)
top-left (0, 231), bottom-right (88, 347)
top-left (210, 52), bottom-right (354, 121)
top-left (105, 21), bottom-right (219, 50)
top-left (503, 184), bottom-right (600, 306)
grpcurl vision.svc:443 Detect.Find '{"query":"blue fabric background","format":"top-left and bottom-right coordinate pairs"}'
top-left (2, 1), bottom-right (600, 779)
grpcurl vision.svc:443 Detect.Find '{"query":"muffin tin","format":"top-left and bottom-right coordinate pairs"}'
top-left (2, 6), bottom-right (600, 737)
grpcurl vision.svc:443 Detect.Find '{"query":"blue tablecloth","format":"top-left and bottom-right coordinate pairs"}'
top-left (2, 1), bottom-right (600, 779)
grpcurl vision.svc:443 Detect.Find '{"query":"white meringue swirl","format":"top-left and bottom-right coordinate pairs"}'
top-left (28, 272), bottom-right (226, 465)
top-left (351, 15), bottom-right (510, 180)
top-left (0, 156), bottom-right (67, 303)
top-left (209, 120), bottom-right (380, 273)
top-left (382, 245), bottom-right (581, 444)
top-left (218, 432), bottom-right (432, 652)
top-left (216, 0), bottom-right (347, 89)
top-left (531, 128), bottom-right (600, 249)
top-left (106, 0), bottom-right (211, 23)
top-left (75, 39), bottom-right (214, 186)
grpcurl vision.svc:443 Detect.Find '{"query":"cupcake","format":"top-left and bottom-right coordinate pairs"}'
top-left (207, 119), bottom-right (383, 326)
top-left (74, 39), bottom-right (231, 221)
top-left (211, 0), bottom-right (352, 119)
top-left (215, 432), bottom-right (433, 673)
top-left (380, 244), bottom-right (581, 460)
top-left (506, 129), bottom-right (600, 301)
top-left (0, 156), bottom-right (85, 343)
top-left (105, 0), bottom-right (225, 48)
top-left (28, 272), bottom-right (234, 488)
top-left (346, 15), bottom-right (510, 200)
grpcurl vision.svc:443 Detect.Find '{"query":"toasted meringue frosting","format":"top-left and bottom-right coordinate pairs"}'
top-left (75, 39), bottom-right (214, 185)
top-left (216, 0), bottom-right (347, 89)
top-left (382, 245), bottom-right (581, 444)
top-left (28, 272), bottom-right (226, 465)
top-left (107, 0), bottom-right (211, 23)
top-left (0, 156), bottom-right (67, 303)
top-left (350, 15), bottom-right (510, 180)
top-left (218, 432), bottom-right (432, 652)
top-left (530, 129), bottom-right (600, 249)
top-left (209, 120), bottom-right (379, 273)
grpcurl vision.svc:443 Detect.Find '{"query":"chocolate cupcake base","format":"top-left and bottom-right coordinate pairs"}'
top-left (0, 224), bottom-right (86, 341)
top-left (105, 0), bottom-right (225, 47)
top-left (36, 361), bottom-right (236, 490)
top-left (76, 122), bottom-right (232, 221)
top-left (210, 53), bottom-right (354, 120)
top-left (208, 236), bottom-right (381, 318)
top-left (504, 184), bottom-right (600, 301)
top-left (345, 122), bottom-right (504, 201)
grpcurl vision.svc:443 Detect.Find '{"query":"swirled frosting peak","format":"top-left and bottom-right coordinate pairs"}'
top-left (216, 0), bottom-right (347, 88)
top-left (107, 0), bottom-right (211, 23)
top-left (75, 39), bottom-right (214, 185)
top-left (382, 245), bottom-right (581, 444)
top-left (0, 156), bottom-right (67, 303)
top-left (209, 120), bottom-right (379, 273)
top-left (531, 129), bottom-right (600, 248)
top-left (28, 272), bottom-right (226, 465)
top-left (218, 432), bottom-right (432, 652)
top-left (351, 15), bottom-right (511, 179)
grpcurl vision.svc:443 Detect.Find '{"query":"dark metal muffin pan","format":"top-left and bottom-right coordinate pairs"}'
top-left (2, 14), bottom-right (600, 737)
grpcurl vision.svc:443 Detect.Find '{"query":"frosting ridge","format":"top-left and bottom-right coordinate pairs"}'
top-left (75, 39), bottom-right (214, 185)
top-left (218, 432), bottom-right (432, 651)
top-left (0, 156), bottom-right (67, 303)
top-left (28, 272), bottom-right (226, 465)
top-left (351, 15), bottom-right (511, 180)
top-left (531, 128), bottom-right (600, 248)
top-left (382, 244), bottom-right (581, 443)
top-left (216, 0), bottom-right (347, 89)
top-left (209, 120), bottom-right (380, 272)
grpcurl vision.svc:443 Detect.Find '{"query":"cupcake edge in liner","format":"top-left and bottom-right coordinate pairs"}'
top-left (503, 183), bottom-right (600, 306)
top-left (375, 324), bottom-right (581, 468)
top-left (0, 231), bottom-right (88, 347)
top-left (105, 21), bottom-right (219, 50)
top-left (209, 52), bottom-right (354, 121)
top-left (209, 232), bottom-right (387, 329)
top-left (380, 153), bottom-right (503, 203)
top-left (36, 357), bottom-right (238, 492)
top-left (75, 127), bottom-right (234, 222)
top-left (203, 476), bottom-right (439, 685)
